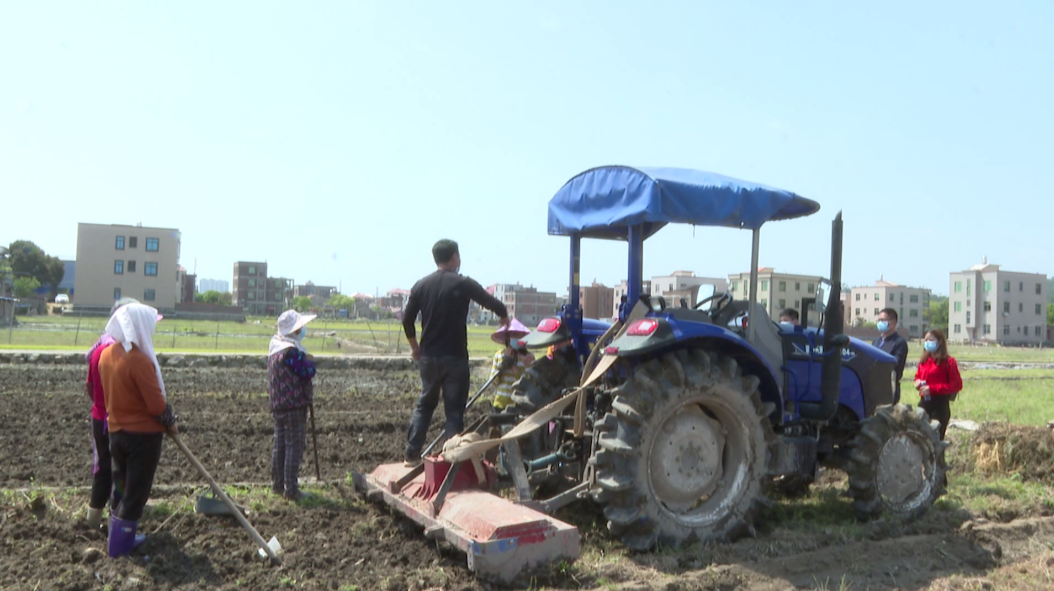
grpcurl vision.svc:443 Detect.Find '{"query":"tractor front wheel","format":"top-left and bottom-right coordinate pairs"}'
top-left (590, 349), bottom-right (774, 550)
top-left (845, 404), bottom-right (949, 521)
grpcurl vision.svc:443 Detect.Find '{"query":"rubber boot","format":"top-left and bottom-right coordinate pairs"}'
top-left (86, 507), bottom-right (103, 529)
top-left (107, 516), bottom-right (146, 558)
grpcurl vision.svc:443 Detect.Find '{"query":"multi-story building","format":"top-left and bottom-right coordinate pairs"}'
top-left (651, 271), bottom-right (727, 299)
top-left (74, 223), bottom-right (182, 311)
top-left (233, 261), bottom-right (268, 315)
top-left (502, 285), bottom-right (561, 326)
top-left (198, 278), bottom-right (230, 293)
top-left (579, 282), bottom-right (614, 320)
top-left (948, 258), bottom-right (1047, 344)
top-left (266, 277), bottom-right (294, 314)
top-left (294, 282), bottom-right (335, 300)
top-left (727, 268), bottom-right (823, 320)
top-left (176, 266), bottom-right (196, 303)
top-left (849, 278), bottom-right (931, 337)
top-left (612, 279), bottom-right (653, 318)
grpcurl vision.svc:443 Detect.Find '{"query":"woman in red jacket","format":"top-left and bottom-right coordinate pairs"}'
top-left (914, 328), bottom-right (962, 440)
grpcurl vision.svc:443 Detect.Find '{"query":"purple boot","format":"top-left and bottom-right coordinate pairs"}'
top-left (107, 515), bottom-right (146, 558)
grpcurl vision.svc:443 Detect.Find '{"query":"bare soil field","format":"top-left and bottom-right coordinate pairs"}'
top-left (2, 363), bottom-right (1053, 591)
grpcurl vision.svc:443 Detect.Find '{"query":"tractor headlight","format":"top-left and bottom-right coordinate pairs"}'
top-left (890, 370), bottom-right (897, 395)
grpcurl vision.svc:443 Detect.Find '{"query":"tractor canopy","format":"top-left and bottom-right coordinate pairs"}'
top-left (547, 166), bottom-right (820, 240)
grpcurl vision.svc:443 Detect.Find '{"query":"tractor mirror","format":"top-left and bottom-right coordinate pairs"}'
top-left (815, 279), bottom-right (832, 314)
top-left (694, 284), bottom-right (716, 310)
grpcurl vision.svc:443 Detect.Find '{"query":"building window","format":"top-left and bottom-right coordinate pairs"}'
top-left (778, 299), bottom-right (786, 309)
top-left (1003, 302), bottom-right (1009, 313)
top-left (275, 293), bottom-right (282, 302)
top-left (1036, 326), bottom-right (1042, 336)
top-left (983, 302), bottom-right (991, 312)
top-left (146, 238), bottom-right (159, 252)
top-left (1003, 281), bottom-right (1010, 292)
top-left (1003, 325), bottom-right (1010, 335)
top-left (890, 293), bottom-right (895, 302)
top-left (795, 282), bottom-right (801, 291)
top-left (125, 260), bottom-right (135, 273)
top-left (954, 324), bottom-right (961, 334)
top-left (954, 281), bottom-right (962, 293)
top-left (761, 280), bottom-right (768, 291)
top-left (953, 301), bottom-right (961, 312)
top-left (114, 260), bottom-right (124, 274)
top-left (248, 291), bottom-right (255, 300)
top-left (874, 293), bottom-right (879, 301)
top-left (1019, 303), bottom-right (1023, 312)
top-left (248, 266), bottom-right (256, 275)
top-left (778, 281), bottom-right (786, 292)
top-left (910, 294), bottom-right (919, 303)
top-left (730, 282), bottom-right (737, 292)
top-left (983, 324), bottom-right (991, 335)
top-left (910, 325), bottom-right (918, 334)
top-left (249, 279), bottom-right (256, 288)
top-left (144, 262), bottom-right (158, 276)
top-left (761, 298), bottom-right (768, 307)
top-left (1037, 304), bottom-right (1043, 315)
top-left (966, 311), bottom-right (971, 323)
top-left (114, 287), bottom-right (121, 300)
top-left (983, 280), bottom-right (991, 293)
top-left (1019, 281), bottom-right (1024, 291)
top-left (807, 283), bottom-right (815, 292)
top-left (874, 308), bottom-right (879, 315)
top-left (144, 289), bottom-right (155, 302)
top-left (967, 280), bottom-right (972, 296)
top-left (855, 308), bottom-right (860, 316)
top-left (115, 236), bottom-right (125, 250)
top-left (129, 236), bottom-right (138, 248)
top-left (909, 309), bottom-right (918, 318)
top-left (1037, 283), bottom-right (1043, 295)
top-left (794, 299), bottom-right (799, 308)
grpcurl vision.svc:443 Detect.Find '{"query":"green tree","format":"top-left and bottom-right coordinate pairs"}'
top-left (7, 240), bottom-right (65, 298)
top-left (13, 276), bottom-right (41, 298)
top-left (219, 292), bottom-right (232, 306)
top-left (292, 296), bottom-right (313, 312)
top-left (926, 296), bottom-right (949, 331)
top-left (326, 294), bottom-right (356, 311)
top-left (194, 290), bottom-right (223, 304)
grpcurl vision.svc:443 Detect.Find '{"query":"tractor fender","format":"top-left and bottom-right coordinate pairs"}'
top-left (606, 319), bottom-right (783, 422)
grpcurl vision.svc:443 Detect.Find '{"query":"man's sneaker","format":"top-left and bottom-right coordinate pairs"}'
top-left (403, 456), bottom-right (423, 468)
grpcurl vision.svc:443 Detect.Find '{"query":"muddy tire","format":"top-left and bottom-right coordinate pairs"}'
top-left (845, 403), bottom-right (949, 521)
top-left (509, 353), bottom-right (580, 412)
top-left (590, 349), bottom-right (775, 550)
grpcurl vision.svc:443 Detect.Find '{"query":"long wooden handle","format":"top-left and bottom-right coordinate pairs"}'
top-left (170, 432), bottom-right (282, 565)
top-left (309, 405), bottom-right (321, 482)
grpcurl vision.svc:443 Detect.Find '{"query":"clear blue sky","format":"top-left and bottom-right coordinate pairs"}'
top-left (2, 2), bottom-right (1051, 298)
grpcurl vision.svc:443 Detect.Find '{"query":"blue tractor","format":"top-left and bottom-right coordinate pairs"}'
top-left (504, 166), bottom-right (948, 550)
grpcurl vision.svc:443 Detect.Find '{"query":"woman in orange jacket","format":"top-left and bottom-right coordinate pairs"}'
top-left (913, 328), bottom-right (962, 440)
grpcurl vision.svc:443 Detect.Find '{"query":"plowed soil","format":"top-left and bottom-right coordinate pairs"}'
top-left (2, 362), bottom-right (1053, 591)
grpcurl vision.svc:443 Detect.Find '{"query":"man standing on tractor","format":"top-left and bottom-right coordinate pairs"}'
top-left (402, 239), bottom-right (509, 467)
top-left (873, 308), bottom-right (909, 403)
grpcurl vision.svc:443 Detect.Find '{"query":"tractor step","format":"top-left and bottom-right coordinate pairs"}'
top-left (352, 463), bottom-right (580, 583)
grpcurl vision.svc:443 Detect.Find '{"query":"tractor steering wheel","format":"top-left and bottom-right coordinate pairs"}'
top-left (693, 292), bottom-right (732, 313)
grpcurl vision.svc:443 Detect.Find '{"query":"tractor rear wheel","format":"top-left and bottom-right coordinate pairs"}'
top-left (845, 404), bottom-right (948, 521)
top-left (590, 349), bottom-right (774, 550)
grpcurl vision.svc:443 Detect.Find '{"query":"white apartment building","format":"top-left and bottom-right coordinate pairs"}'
top-left (849, 278), bottom-right (931, 337)
top-left (651, 271), bottom-right (727, 299)
top-left (74, 223), bottom-right (182, 311)
top-left (948, 258), bottom-right (1047, 344)
top-left (727, 268), bottom-right (822, 320)
top-left (612, 279), bottom-right (653, 318)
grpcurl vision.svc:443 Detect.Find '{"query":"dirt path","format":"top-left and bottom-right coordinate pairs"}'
top-left (2, 363), bottom-right (1053, 590)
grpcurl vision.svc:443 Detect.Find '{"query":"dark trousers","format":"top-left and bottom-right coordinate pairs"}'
top-left (90, 418), bottom-right (113, 509)
top-left (109, 431), bottom-right (164, 521)
top-left (920, 396), bottom-right (952, 440)
top-left (405, 356), bottom-right (471, 458)
top-left (271, 407), bottom-right (308, 495)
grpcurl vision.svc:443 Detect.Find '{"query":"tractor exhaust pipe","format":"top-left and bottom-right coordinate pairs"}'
top-left (799, 211), bottom-right (846, 422)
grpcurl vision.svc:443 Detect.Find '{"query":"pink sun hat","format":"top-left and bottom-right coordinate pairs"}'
top-left (491, 318), bottom-right (531, 344)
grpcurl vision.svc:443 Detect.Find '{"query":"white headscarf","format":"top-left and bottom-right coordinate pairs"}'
top-left (105, 303), bottom-right (166, 399)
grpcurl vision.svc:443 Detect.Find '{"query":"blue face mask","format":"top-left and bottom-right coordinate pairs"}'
top-left (876, 321), bottom-right (889, 333)
top-left (924, 340), bottom-right (938, 353)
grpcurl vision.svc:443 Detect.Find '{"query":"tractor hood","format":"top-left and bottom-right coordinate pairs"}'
top-left (547, 166), bottom-right (820, 240)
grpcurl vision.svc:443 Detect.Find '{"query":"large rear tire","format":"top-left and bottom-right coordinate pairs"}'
top-left (845, 403), bottom-right (948, 521)
top-left (590, 349), bottom-right (774, 550)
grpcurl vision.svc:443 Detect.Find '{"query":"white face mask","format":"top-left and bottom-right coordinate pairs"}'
top-left (294, 328), bottom-right (305, 341)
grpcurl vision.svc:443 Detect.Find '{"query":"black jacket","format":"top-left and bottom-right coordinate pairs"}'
top-left (402, 270), bottom-right (507, 358)
top-left (873, 331), bottom-right (909, 402)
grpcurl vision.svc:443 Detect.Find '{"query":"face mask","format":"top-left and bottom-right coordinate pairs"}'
top-left (924, 340), bottom-right (938, 353)
top-left (779, 321), bottom-right (794, 330)
top-left (876, 321), bottom-right (888, 333)
top-left (294, 328), bottom-right (306, 342)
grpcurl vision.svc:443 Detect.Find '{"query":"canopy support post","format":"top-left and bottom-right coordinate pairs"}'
top-left (748, 228), bottom-right (760, 344)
